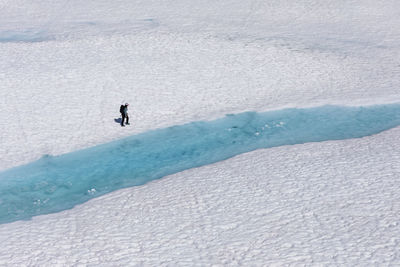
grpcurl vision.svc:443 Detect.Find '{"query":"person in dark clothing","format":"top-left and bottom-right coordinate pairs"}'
top-left (120, 103), bottom-right (130, 127)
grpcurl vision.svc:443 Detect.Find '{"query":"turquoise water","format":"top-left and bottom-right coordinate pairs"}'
top-left (1, 104), bottom-right (400, 224)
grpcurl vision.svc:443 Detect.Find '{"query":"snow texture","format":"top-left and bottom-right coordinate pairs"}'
top-left (1, 128), bottom-right (400, 266)
top-left (1, 0), bottom-right (400, 172)
top-left (0, 0), bottom-right (400, 265)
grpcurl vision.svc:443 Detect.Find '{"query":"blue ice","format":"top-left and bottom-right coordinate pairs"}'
top-left (1, 104), bottom-right (400, 224)
top-left (0, 30), bottom-right (51, 43)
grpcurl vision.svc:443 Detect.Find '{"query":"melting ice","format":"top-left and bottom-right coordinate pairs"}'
top-left (1, 104), bottom-right (400, 224)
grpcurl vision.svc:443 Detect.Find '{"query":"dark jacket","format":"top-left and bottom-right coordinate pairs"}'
top-left (121, 105), bottom-right (128, 116)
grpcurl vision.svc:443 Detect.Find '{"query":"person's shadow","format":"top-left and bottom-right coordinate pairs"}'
top-left (114, 118), bottom-right (122, 124)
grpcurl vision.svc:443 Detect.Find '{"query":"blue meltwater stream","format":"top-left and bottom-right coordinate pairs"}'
top-left (1, 104), bottom-right (400, 224)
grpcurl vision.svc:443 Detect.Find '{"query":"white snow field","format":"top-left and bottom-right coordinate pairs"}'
top-left (0, 0), bottom-right (400, 265)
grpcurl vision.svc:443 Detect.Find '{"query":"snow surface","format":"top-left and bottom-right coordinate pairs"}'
top-left (1, 128), bottom-right (400, 265)
top-left (0, 0), bottom-right (400, 265)
top-left (1, 0), bottom-right (400, 171)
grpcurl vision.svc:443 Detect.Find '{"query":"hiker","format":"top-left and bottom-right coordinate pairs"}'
top-left (120, 103), bottom-right (130, 127)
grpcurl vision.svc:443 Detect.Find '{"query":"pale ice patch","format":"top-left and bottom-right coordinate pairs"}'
top-left (0, 29), bottom-right (52, 43)
top-left (0, 19), bottom-right (159, 43)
